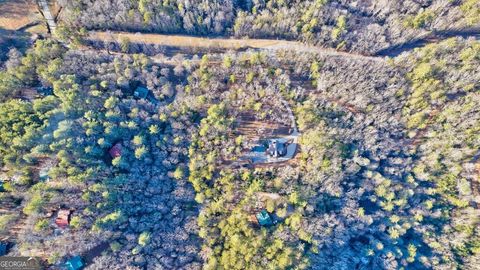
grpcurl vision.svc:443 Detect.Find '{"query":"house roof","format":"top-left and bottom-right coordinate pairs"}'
top-left (65, 256), bottom-right (84, 270)
top-left (109, 143), bottom-right (122, 158)
top-left (267, 140), bottom-right (286, 157)
top-left (134, 86), bottom-right (149, 99)
top-left (39, 167), bottom-right (50, 181)
top-left (55, 209), bottom-right (71, 228)
top-left (256, 210), bottom-right (273, 226)
top-left (252, 145), bottom-right (266, 153)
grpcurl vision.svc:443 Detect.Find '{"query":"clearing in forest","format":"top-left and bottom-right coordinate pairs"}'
top-left (0, 0), bottom-right (41, 30)
top-left (233, 99), bottom-right (299, 165)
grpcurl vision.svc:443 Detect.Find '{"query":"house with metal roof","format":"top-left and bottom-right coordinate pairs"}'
top-left (134, 86), bottom-right (159, 105)
top-left (256, 210), bottom-right (273, 226)
top-left (65, 256), bottom-right (84, 270)
top-left (134, 86), bottom-right (149, 99)
top-left (266, 139), bottom-right (287, 158)
top-left (55, 209), bottom-right (72, 229)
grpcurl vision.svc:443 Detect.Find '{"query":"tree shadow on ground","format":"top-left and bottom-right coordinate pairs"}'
top-left (0, 27), bottom-right (31, 62)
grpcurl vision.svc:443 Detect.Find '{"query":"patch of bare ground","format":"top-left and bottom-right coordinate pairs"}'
top-left (89, 31), bottom-right (385, 62)
top-left (14, 87), bottom-right (40, 101)
top-left (234, 112), bottom-right (290, 142)
top-left (91, 31), bottom-right (283, 51)
top-left (0, 0), bottom-right (41, 30)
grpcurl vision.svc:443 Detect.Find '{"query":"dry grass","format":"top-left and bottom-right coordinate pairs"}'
top-left (0, 0), bottom-right (41, 30)
top-left (90, 31), bottom-right (385, 62)
top-left (92, 31), bottom-right (289, 50)
top-left (25, 23), bottom-right (47, 34)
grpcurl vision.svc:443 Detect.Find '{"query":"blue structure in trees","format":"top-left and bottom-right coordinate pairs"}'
top-left (256, 210), bottom-right (273, 226)
top-left (65, 256), bottom-right (84, 270)
top-left (134, 86), bottom-right (159, 105)
top-left (134, 86), bottom-right (149, 99)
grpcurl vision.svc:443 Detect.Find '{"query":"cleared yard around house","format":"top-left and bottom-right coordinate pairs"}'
top-left (235, 112), bottom-right (290, 142)
top-left (233, 98), bottom-right (300, 166)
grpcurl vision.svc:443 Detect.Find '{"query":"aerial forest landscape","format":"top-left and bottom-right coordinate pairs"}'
top-left (0, 0), bottom-right (479, 269)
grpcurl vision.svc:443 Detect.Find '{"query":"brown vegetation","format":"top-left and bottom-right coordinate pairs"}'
top-left (0, 0), bottom-right (40, 30)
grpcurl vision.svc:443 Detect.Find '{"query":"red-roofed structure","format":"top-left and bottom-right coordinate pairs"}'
top-left (109, 143), bottom-right (122, 158)
top-left (55, 209), bottom-right (71, 228)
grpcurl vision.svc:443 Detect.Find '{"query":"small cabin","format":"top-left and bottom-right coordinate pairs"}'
top-left (109, 143), bottom-right (122, 158)
top-left (39, 167), bottom-right (51, 182)
top-left (55, 209), bottom-right (72, 228)
top-left (134, 86), bottom-right (149, 99)
top-left (65, 256), bottom-right (84, 270)
top-left (266, 140), bottom-right (287, 158)
top-left (256, 210), bottom-right (273, 226)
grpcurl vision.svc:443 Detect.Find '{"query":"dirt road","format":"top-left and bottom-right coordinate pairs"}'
top-left (89, 31), bottom-right (384, 62)
top-left (89, 29), bottom-right (480, 60)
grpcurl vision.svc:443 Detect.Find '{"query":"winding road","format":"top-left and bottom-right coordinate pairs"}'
top-left (89, 31), bottom-right (383, 62)
top-left (88, 29), bottom-right (480, 59)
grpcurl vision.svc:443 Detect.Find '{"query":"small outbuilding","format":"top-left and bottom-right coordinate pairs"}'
top-left (109, 143), bottom-right (122, 158)
top-left (266, 139), bottom-right (287, 158)
top-left (134, 86), bottom-right (149, 99)
top-left (65, 256), bottom-right (84, 270)
top-left (256, 210), bottom-right (273, 226)
top-left (39, 167), bottom-right (51, 182)
top-left (55, 209), bottom-right (72, 228)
